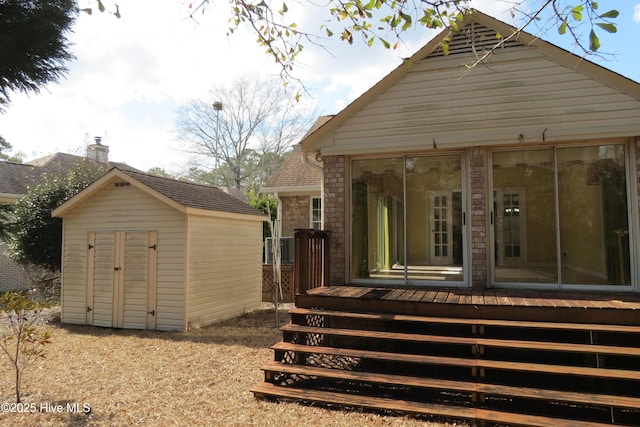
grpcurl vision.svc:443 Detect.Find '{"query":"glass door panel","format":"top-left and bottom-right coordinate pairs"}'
top-left (406, 155), bottom-right (463, 282)
top-left (557, 145), bottom-right (631, 285)
top-left (352, 158), bottom-right (405, 281)
top-left (492, 150), bottom-right (558, 283)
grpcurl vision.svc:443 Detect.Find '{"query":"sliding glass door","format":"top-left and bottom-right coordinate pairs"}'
top-left (351, 154), bottom-right (465, 284)
top-left (492, 144), bottom-right (632, 288)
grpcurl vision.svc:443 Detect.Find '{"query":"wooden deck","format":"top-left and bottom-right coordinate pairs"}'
top-left (306, 286), bottom-right (640, 309)
top-left (254, 285), bottom-right (640, 425)
top-left (301, 286), bottom-right (640, 325)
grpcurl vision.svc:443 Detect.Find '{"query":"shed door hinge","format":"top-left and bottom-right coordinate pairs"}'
top-left (149, 244), bottom-right (157, 250)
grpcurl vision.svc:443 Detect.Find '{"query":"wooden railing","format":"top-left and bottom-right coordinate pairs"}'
top-left (293, 229), bottom-right (330, 294)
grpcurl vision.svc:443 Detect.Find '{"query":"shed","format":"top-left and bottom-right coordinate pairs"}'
top-left (52, 168), bottom-right (266, 331)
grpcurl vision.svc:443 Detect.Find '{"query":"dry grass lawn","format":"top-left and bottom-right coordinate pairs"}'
top-left (0, 308), bottom-right (467, 427)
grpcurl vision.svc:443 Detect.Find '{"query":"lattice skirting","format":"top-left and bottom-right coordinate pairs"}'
top-left (262, 264), bottom-right (294, 303)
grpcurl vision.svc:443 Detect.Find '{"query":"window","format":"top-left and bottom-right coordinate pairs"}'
top-left (311, 197), bottom-right (322, 230)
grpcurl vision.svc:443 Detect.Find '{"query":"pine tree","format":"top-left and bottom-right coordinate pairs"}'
top-left (0, 0), bottom-right (77, 112)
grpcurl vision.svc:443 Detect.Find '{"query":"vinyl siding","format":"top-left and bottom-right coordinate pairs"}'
top-left (325, 47), bottom-right (640, 155)
top-left (60, 180), bottom-right (186, 331)
top-left (186, 214), bottom-right (262, 328)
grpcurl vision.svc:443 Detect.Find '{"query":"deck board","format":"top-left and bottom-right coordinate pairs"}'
top-left (306, 286), bottom-right (640, 311)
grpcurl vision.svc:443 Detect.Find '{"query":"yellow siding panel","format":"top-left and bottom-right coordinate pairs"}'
top-left (186, 215), bottom-right (262, 328)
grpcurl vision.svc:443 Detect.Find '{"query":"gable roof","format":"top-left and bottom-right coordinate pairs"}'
top-left (299, 9), bottom-right (640, 153)
top-left (262, 151), bottom-right (323, 193)
top-left (261, 116), bottom-right (330, 194)
top-left (53, 168), bottom-right (266, 221)
top-left (0, 152), bottom-right (139, 199)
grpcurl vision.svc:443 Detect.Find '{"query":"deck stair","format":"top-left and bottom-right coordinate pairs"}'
top-left (252, 294), bottom-right (640, 426)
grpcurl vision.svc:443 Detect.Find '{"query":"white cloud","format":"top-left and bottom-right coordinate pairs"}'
top-left (1, 0), bottom-right (636, 172)
top-left (635, 4), bottom-right (640, 23)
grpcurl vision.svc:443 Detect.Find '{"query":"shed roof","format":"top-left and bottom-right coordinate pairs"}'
top-left (121, 169), bottom-right (264, 216)
top-left (53, 168), bottom-right (266, 221)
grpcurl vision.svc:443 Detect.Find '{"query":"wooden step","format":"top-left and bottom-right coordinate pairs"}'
top-left (289, 307), bottom-right (640, 334)
top-left (273, 341), bottom-right (640, 380)
top-left (282, 324), bottom-right (640, 356)
top-left (251, 381), bottom-right (476, 419)
top-left (251, 382), bottom-right (614, 427)
top-left (262, 361), bottom-right (640, 409)
top-left (262, 360), bottom-right (477, 392)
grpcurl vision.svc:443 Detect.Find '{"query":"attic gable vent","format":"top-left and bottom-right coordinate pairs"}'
top-left (114, 182), bottom-right (130, 188)
top-left (429, 23), bottom-right (524, 58)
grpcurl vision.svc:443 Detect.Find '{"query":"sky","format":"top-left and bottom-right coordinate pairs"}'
top-left (0, 1), bottom-right (639, 173)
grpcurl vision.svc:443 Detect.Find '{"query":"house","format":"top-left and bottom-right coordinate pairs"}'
top-left (52, 167), bottom-right (266, 331)
top-left (253, 10), bottom-right (640, 426)
top-left (0, 139), bottom-right (135, 292)
top-left (261, 118), bottom-right (329, 237)
top-left (259, 141), bottom-right (324, 302)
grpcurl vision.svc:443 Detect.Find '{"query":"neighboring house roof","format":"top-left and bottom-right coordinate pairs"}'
top-left (299, 9), bottom-right (640, 153)
top-left (261, 150), bottom-right (323, 194)
top-left (0, 161), bottom-right (37, 197)
top-left (53, 168), bottom-right (266, 221)
top-left (261, 115), bottom-right (330, 194)
top-left (0, 152), bottom-right (139, 199)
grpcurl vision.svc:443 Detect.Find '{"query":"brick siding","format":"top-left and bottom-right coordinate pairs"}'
top-left (322, 156), bottom-right (346, 285)
top-left (280, 196), bottom-right (311, 237)
top-left (469, 147), bottom-right (488, 288)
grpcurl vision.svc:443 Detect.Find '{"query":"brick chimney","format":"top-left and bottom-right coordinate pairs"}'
top-left (86, 136), bottom-right (109, 163)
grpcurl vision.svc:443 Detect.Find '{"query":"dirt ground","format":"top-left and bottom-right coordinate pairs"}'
top-left (0, 307), bottom-right (467, 427)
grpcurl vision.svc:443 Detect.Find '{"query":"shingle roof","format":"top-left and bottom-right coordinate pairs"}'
top-left (0, 161), bottom-right (37, 195)
top-left (262, 152), bottom-right (322, 191)
top-left (27, 152), bottom-right (137, 173)
top-left (119, 169), bottom-right (266, 217)
top-left (0, 152), bottom-right (139, 197)
top-left (261, 116), bottom-right (330, 191)
top-left (262, 151), bottom-right (322, 190)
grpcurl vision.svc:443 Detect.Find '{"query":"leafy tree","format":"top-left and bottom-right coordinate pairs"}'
top-left (180, 166), bottom-right (218, 186)
top-left (186, 0), bottom-right (619, 86)
top-left (176, 76), bottom-right (313, 191)
top-left (5, 161), bottom-right (107, 271)
top-left (249, 190), bottom-right (278, 239)
top-left (0, 135), bottom-right (23, 162)
top-left (0, 291), bottom-right (51, 403)
top-left (0, 135), bottom-right (10, 158)
top-left (0, 203), bottom-right (13, 242)
top-left (146, 166), bottom-right (176, 179)
top-left (0, 0), bottom-right (77, 112)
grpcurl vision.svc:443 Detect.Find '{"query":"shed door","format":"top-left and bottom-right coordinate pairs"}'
top-left (87, 231), bottom-right (157, 329)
